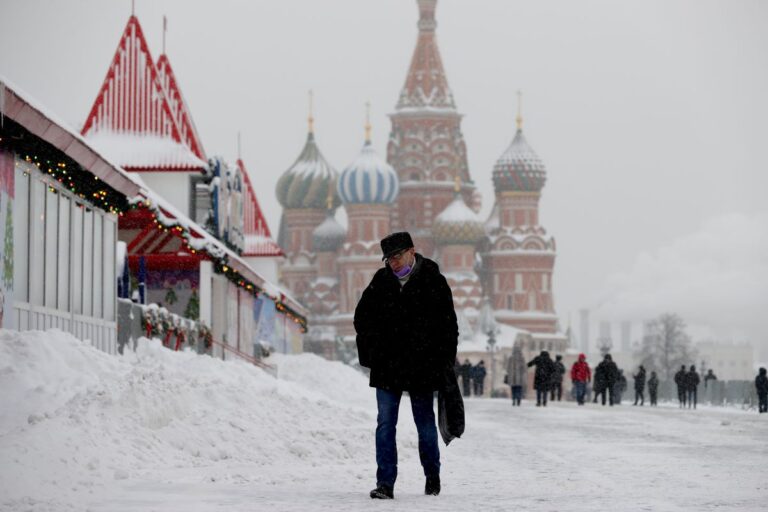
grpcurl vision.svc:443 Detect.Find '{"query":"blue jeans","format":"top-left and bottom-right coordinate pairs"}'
top-left (574, 381), bottom-right (587, 404)
top-left (536, 388), bottom-right (548, 405)
top-left (376, 388), bottom-right (440, 488)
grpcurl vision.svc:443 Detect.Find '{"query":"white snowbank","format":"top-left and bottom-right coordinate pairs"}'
top-left (0, 329), bottom-right (374, 510)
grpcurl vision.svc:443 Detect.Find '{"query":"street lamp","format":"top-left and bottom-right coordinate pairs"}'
top-left (479, 298), bottom-right (500, 397)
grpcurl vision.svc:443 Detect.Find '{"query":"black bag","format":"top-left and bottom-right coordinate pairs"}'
top-left (503, 374), bottom-right (509, 384)
top-left (437, 365), bottom-right (465, 446)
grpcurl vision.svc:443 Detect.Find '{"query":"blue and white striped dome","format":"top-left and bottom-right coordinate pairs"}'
top-left (338, 141), bottom-right (399, 205)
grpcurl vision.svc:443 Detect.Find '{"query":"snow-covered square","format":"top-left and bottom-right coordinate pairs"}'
top-left (1, 331), bottom-right (764, 512)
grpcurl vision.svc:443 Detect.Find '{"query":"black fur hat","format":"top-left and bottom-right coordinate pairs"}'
top-left (380, 232), bottom-right (414, 260)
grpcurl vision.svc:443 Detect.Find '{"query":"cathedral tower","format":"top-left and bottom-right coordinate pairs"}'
top-left (276, 95), bottom-right (340, 301)
top-left (336, 108), bottom-right (399, 337)
top-left (482, 95), bottom-right (559, 334)
top-left (388, 0), bottom-right (479, 258)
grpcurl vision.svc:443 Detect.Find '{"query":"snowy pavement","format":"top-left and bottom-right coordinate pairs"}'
top-left (1, 330), bottom-right (766, 511)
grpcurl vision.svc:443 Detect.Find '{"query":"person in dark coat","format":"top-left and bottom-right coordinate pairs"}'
top-left (633, 365), bottom-right (647, 406)
top-left (686, 365), bottom-right (700, 409)
top-left (355, 232), bottom-right (458, 499)
top-left (614, 369), bottom-right (627, 405)
top-left (459, 359), bottom-right (472, 397)
top-left (756, 367), bottom-right (768, 413)
top-left (472, 361), bottom-right (487, 396)
top-left (703, 369), bottom-right (718, 388)
top-left (593, 354), bottom-right (619, 406)
top-left (674, 365), bottom-right (688, 408)
top-left (527, 351), bottom-right (556, 406)
top-left (648, 371), bottom-right (659, 406)
top-left (550, 355), bottom-right (566, 401)
top-left (570, 353), bottom-right (591, 406)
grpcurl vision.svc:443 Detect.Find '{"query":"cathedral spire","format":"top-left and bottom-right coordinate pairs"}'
top-left (516, 89), bottom-right (523, 131)
top-left (396, 0), bottom-right (455, 110)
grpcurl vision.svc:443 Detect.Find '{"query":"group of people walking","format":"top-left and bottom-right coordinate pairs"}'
top-left (455, 359), bottom-right (487, 397)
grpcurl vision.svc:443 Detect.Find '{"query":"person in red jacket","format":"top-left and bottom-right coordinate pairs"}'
top-left (571, 354), bottom-right (592, 405)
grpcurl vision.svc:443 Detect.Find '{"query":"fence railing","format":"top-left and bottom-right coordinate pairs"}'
top-left (117, 299), bottom-right (275, 376)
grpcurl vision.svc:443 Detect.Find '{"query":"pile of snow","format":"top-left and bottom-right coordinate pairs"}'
top-left (0, 329), bottom-right (374, 509)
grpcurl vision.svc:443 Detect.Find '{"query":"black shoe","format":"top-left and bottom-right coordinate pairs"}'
top-left (425, 476), bottom-right (441, 496)
top-left (370, 485), bottom-right (393, 499)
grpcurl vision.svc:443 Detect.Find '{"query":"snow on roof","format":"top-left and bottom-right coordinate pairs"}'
top-left (243, 234), bottom-right (283, 257)
top-left (0, 75), bottom-right (141, 198)
top-left (86, 131), bottom-right (207, 171)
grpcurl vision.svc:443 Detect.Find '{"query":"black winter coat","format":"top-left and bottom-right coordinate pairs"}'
top-left (648, 375), bottom-right (659, 393)
top-left (527, 354), bottom-right (556, 391)
top-left (756, 371), bottom-right (768, 395)
top-left (594, 360), bottom-right (618, 392)
top-left (674, 369), bottom-right (687, 390)
top-left (354, 254), bottom-right (459, 392)
top-left (685, 371), bottom-right (700, 391)
top-left (634, 368), bottom-right (646, 391)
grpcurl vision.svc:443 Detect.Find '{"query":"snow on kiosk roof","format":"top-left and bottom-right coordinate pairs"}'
top-left (0, 76), bottom-right (141, 199)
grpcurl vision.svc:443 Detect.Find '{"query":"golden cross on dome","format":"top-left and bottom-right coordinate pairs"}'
top-left (308, 89), bottom-right (314, 134)
top-left (365, 101), bottom-right (372, 143)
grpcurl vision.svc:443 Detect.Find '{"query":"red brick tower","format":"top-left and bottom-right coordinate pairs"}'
top-left (482, 96), bottom-right (559, 335)
top-left (388, 0), bottom-right (479, 258)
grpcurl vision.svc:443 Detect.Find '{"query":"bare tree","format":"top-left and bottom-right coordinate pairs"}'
top-left (635, 313), bottom-right (697, 381)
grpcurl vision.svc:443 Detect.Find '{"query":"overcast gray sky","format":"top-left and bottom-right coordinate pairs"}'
top-left (2, 0), bottom-right (767, 357)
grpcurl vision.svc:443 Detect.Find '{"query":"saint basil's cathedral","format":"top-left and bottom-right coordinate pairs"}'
top-left (276, 0), bottom-right (567, 371)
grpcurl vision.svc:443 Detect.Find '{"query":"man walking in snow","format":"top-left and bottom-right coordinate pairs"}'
top-left (550, 355), bottom-right (566, 401)
top-left (527, 351), bottom-right (556, 406)
top-left (648, 371), bottom-right (659, 406)
top-left (594, 354), bottom-right (619, 406)
top-left (755, 367), bottom-right (768, 413)
top-left (633, 365), bottom-right (646, 406)
top-left (472, 360), bottom-right (487, 396)
top-left (355, 232), bottom-right (458, 500)
top-left (686, 365), bottom-right (700, 409)
top-left (459, 359), bottom-right (473, 397)
top-left (674, 365), bottom-right (688, 408)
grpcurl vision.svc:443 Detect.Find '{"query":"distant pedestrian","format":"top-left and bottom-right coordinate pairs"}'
top-left (674, 365), bottom-right (688, 408)
top-left (472, 361), bottom-right (487, 396)
top-left (550, 355), bottom-right (566, 401)
top-left (593, 354), bottom-right (619, 406)
top-left (756, 368), bottom-right (768, 413)
top-left (648, 371), bottom-right (659, 406)
top-left (633, 365), bottom-right (646, 406)
top-left (505, 344), bottom-right (527, 406)
top-left (703, 369), bottom-right (717, 389)
top-left (460, 359), bottom-right (472, 397)
top-left (527, 351), bottom-right (556, 407)
top-left (686, 365), bottom-right (700, 409)
top-left (614, 369), bottom-right (627, 405)
top-left (570, 354), bottom-right (591, 406)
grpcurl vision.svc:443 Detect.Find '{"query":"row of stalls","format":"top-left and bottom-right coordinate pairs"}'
top-left (0, 77), bottom-right (307, 360)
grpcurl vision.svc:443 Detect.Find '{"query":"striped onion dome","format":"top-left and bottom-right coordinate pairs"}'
top-left (492, 128), bottom-right (547, 194)
top-left (276, 132), bottom-right (341, 209)
top-left (433, 195), bottom-right (485, 245)
top-left (338, 141), bottom-right (399, 205)
top-left (312, 212), bottom-right (346, 252)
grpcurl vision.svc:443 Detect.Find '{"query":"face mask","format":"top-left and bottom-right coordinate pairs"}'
top-left (393, 263), bottom-right (412, 278)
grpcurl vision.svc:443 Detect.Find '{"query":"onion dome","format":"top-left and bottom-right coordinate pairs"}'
top-left (312, 212), bottom-right (346, 252)
top-left (276, 94), bottom-right (341, 209)
top-left (492, 93), bottom-right (547, 194)
top-left (338, 106), bottom-right (399, 205)
top-left (432, 179), bottom-right (485, 245)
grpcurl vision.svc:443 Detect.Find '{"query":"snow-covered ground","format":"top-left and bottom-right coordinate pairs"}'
top-left (1, 330), bottom-right (765, 511)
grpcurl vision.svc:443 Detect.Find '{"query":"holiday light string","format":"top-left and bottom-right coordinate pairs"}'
top-left (0, 118), bottom-right (128, 215)
top-left (127, 197), bottom-right (308, 332)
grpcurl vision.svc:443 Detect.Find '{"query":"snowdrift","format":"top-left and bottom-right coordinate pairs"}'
top-left (0, 329), bottom-right (375, 509)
